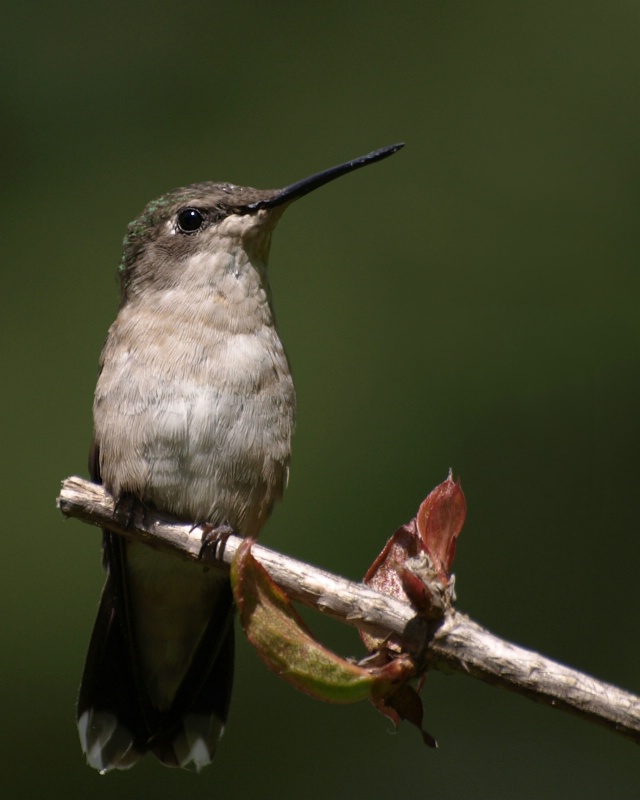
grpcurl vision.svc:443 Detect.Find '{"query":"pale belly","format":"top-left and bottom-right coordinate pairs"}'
top-left (95, 327), bottom-right (296, 535)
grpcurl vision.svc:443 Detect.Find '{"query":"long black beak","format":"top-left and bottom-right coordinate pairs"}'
top-left (245, 143), bottom-right (404, 211)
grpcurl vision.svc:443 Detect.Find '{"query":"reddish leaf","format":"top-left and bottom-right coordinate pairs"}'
top-left (359, 474), bottom-right (467, 746)
top-left (361, 523), bottom-right (425, 650)
top-left (364, 522), bottom-right (425, 598)
top-left (373, 683), bottom-right (437, 749)
top-left (397, 565), bottom-right (437, 615)
top-left (416, 471), bottom-right (466, 581)
top-left (362, 473), bottom-right (466, 632)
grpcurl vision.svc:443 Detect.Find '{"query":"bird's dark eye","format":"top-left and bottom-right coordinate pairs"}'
top-left (176, 208), bottom-right (206, 233)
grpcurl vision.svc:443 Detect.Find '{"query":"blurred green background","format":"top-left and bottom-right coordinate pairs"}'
top-left (3, 1), bottom-right (639, 797)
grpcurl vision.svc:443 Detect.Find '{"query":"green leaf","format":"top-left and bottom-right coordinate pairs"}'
top-left (231, 539), bottom-right (383, 704)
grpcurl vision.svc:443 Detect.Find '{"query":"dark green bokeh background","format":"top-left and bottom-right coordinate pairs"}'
top-left (3, 2), bottom-right (639, 797)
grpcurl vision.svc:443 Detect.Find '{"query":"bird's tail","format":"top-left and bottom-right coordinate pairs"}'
top-left (77, 538), bottom-right (234, 772)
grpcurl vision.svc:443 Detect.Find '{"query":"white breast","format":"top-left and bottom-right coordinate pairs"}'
top-left (94, 287), bottom-right (296, 534)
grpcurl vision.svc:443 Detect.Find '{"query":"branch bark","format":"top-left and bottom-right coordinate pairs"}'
top-left (58, 475), bottom-right (640, 745)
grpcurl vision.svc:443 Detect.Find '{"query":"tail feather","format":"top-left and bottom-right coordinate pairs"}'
top-left (78, 708), bottom-right (142, 772)
top-left (77, 532), bottom-right (234, 772)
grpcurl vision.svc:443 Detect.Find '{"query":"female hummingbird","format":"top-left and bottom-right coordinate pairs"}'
top-left (78, 143), bottom-right (404, 771)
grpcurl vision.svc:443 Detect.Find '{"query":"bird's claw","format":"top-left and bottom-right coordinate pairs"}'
top-left (198, 523), bottom-right (235, 561)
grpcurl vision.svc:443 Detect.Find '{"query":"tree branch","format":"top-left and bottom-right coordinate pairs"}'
top-left (58, 475), bottom-right (640, 745)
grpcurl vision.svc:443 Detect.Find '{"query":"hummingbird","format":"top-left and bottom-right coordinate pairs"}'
top-left (77, 142), bottom-right (405, 772)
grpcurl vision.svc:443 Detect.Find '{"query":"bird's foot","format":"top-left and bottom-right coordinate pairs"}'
top-left (113, 492), bottom-right (138, 529)
top-left (198, 523), bottom-right (236, 561)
